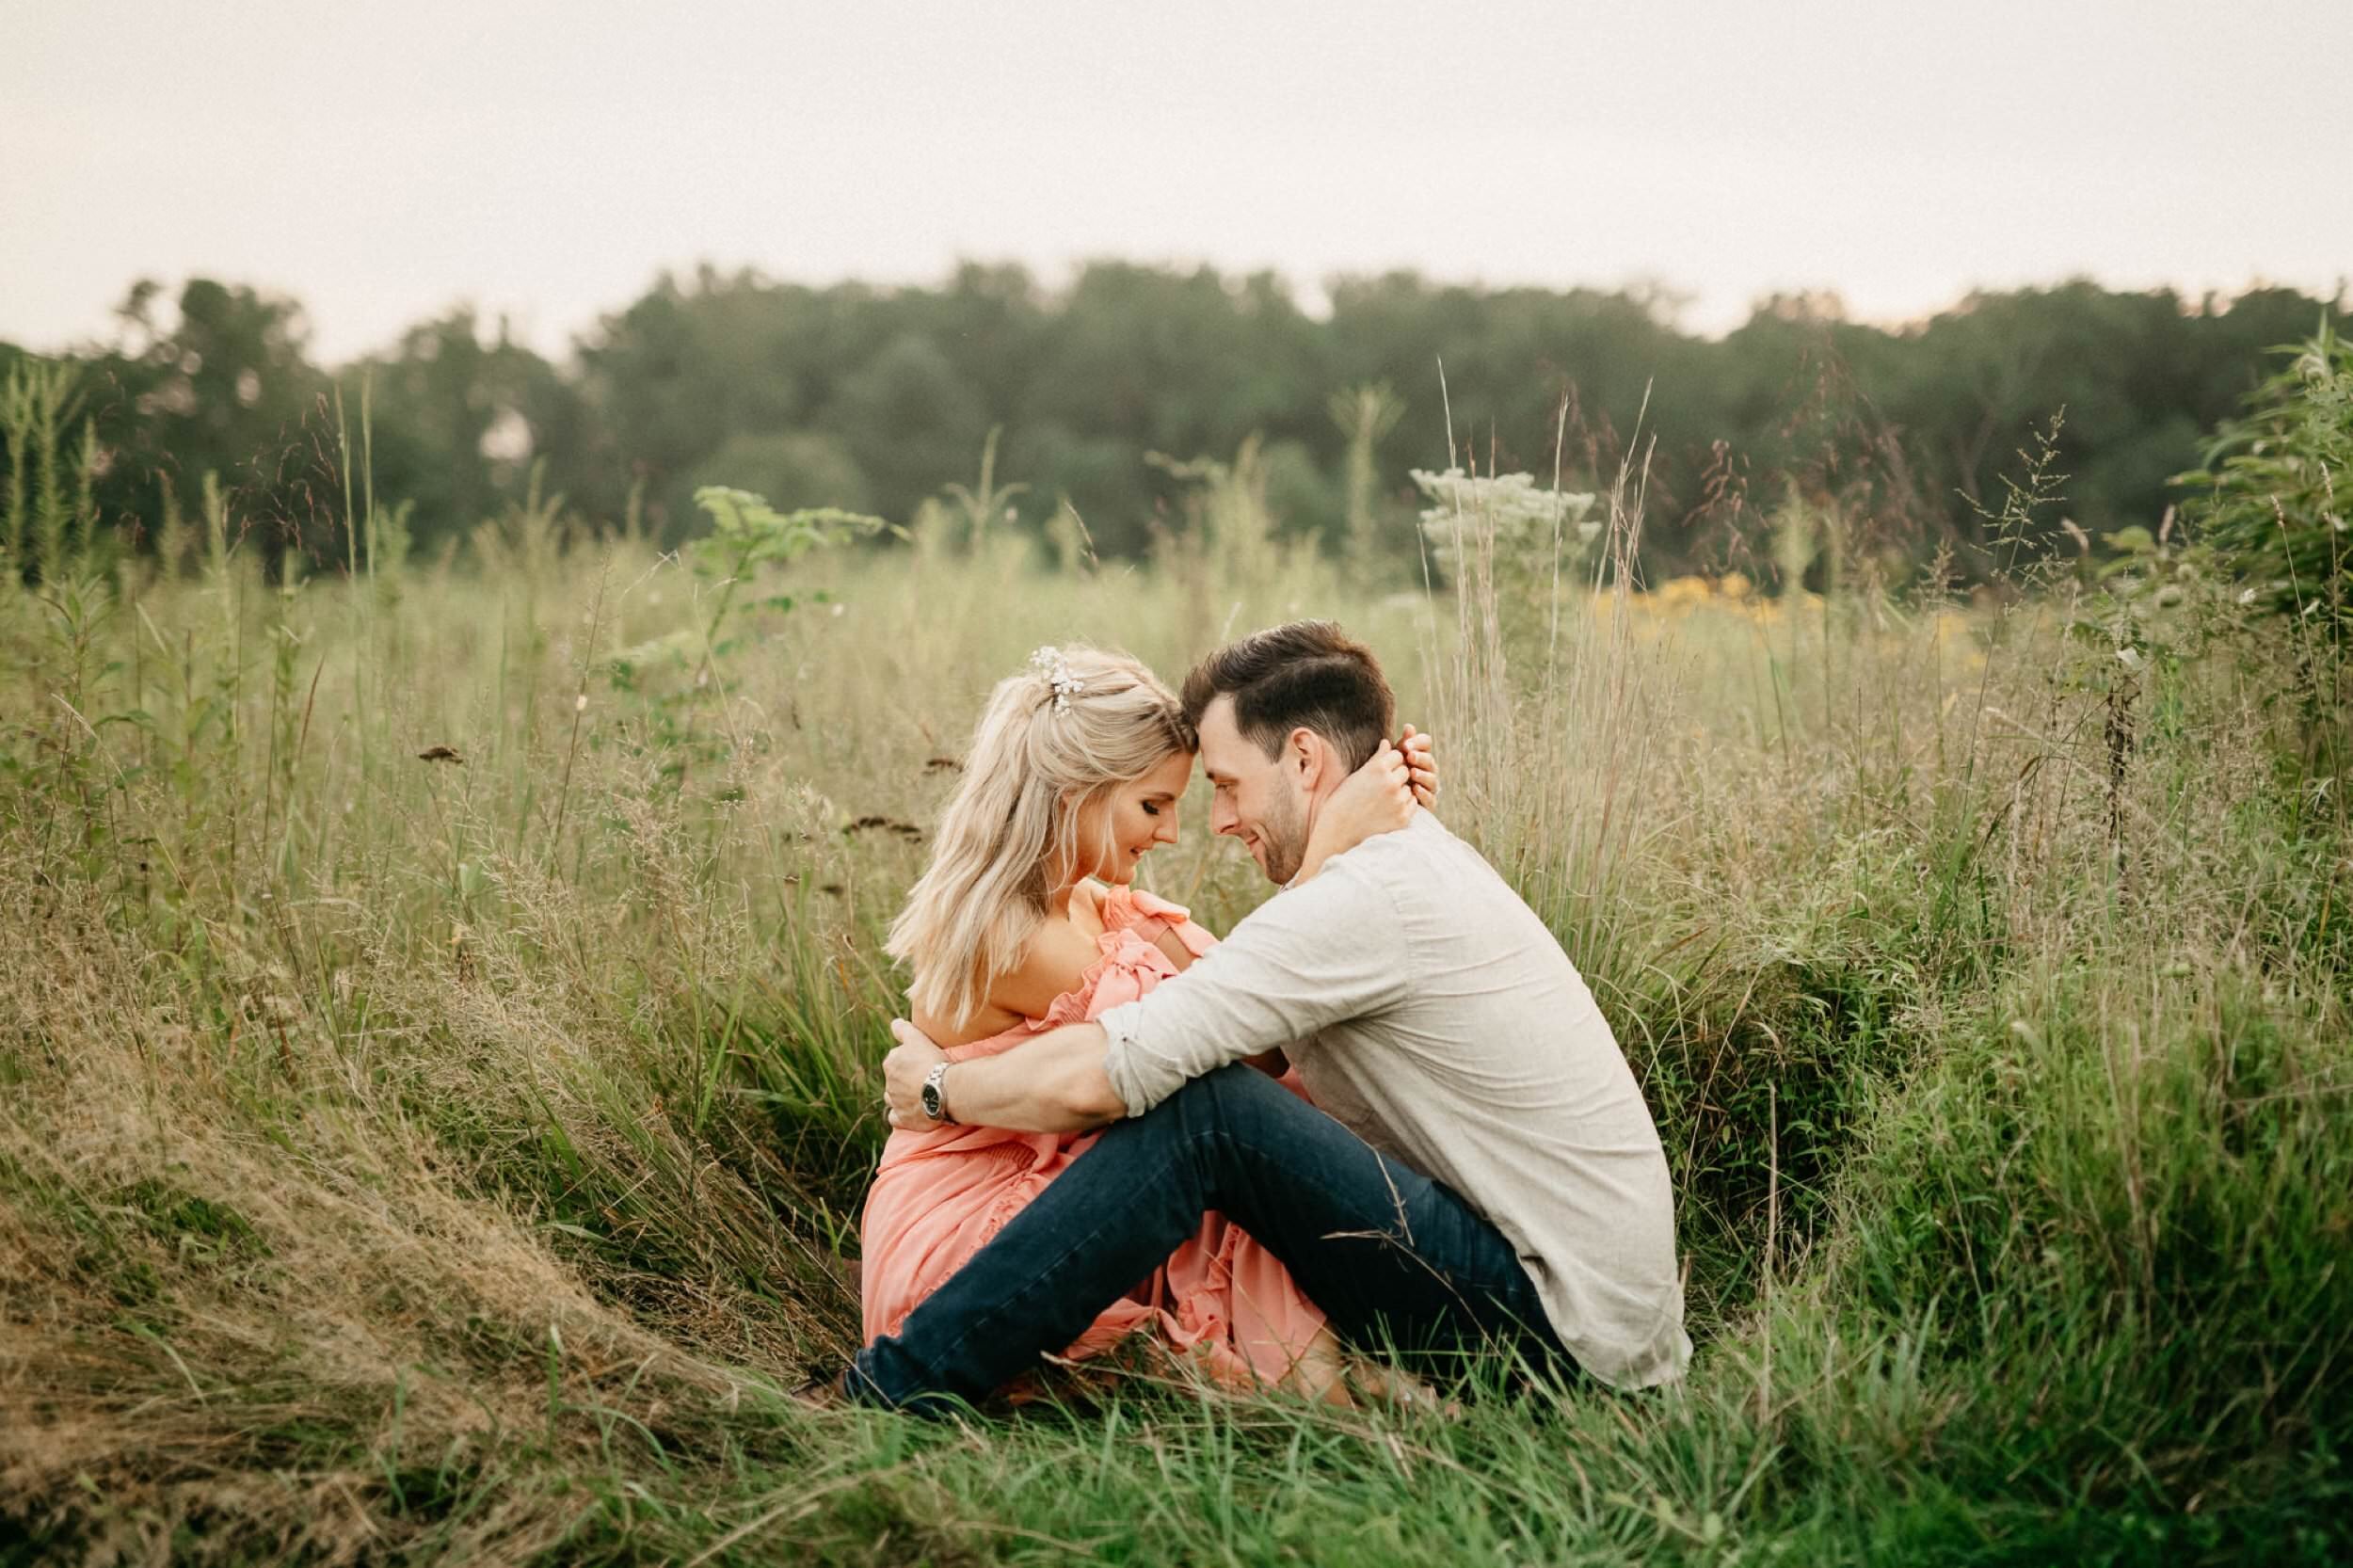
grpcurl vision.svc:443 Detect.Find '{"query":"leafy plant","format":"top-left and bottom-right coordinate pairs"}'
top-left (686, 488), bottom-right (886, 646)
top-left (1413, 466), bottom-right (1603, 669)
top-left (2177, 318), bottom-right (2351, 649)
top-left (609, 486), bottom-right (887, 783)
top-left (0, 357), bottom-right (107, 586)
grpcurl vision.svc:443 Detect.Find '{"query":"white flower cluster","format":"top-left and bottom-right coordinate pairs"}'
top-left (1029, 646), bottom-right (1087, 712)
top-left (1411, 469), bottom-right (1601, 575)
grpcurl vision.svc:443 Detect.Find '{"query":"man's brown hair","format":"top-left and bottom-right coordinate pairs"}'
top-left (1180, 620), bottom-right (1395, 771)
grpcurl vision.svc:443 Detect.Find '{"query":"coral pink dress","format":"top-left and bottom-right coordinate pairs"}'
top-left (859, 887), bottom-right (1328, 1389)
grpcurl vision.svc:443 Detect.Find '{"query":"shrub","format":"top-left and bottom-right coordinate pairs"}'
top-left (2178, 319), bottom-right (2352, 652)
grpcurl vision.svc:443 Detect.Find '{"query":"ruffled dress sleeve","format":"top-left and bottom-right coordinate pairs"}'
top-left (1096, 884), bottom-right (1216, 962)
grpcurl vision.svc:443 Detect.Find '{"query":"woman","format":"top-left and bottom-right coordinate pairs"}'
top-left (859, 645), bottom-right (1434, 1402)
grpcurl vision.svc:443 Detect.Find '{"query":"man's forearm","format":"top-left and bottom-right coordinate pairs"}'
top-left (942, 1022), bottom-right (1124, 1132)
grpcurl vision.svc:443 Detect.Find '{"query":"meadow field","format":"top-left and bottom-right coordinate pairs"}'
top-left (1, 397), bottom-right (2348, 1564)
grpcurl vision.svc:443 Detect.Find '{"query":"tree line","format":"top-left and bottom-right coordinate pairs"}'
top-left (3, 264), bottom-right (2341, 586)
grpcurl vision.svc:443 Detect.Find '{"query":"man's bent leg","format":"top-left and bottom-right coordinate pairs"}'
top-left (849, 1064), bottom-right (1556, 1412)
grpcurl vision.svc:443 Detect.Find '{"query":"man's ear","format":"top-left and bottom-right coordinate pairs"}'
top-left (1286, 727), bottom-right (1329, 789)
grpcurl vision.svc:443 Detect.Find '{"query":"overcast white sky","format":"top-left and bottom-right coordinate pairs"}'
top-left (6, 0), bottom-right (2348, 364)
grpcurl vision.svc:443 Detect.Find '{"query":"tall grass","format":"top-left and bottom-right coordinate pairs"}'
top-left (0, 393), bottom-right (2345, 1564)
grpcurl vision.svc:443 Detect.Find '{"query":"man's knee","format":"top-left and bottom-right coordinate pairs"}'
top-left (1175, 1061), bottom-right (1302, 1129)
top-left (1110, 1063), bottom-right (1296, 1152)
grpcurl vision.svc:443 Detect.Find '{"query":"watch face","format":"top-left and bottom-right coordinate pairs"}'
top-left (921, 1080), bottom-right (941, 1117)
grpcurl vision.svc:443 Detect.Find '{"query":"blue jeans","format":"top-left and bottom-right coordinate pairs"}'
top-left (848, 1064), bottom-right (1567, 1413)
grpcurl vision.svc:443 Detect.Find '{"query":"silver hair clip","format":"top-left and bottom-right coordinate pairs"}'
top-left (1029, 646), bottom-right (1086, 712)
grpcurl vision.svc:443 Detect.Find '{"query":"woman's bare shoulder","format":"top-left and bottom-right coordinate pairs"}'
top-left (1067, 878), bottom-right (1112, 935)
top-left (985, 917), bottom-right (1104, 1022)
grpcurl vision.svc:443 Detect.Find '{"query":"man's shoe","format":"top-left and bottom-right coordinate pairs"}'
top-left (790, 1368), bottom-right (852, 1411)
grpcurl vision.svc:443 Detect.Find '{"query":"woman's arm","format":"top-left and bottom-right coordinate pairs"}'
top-left (1292, 738), bottom-right (1419, 884)
top-left (1149, 926), bottom-right (1198, 972)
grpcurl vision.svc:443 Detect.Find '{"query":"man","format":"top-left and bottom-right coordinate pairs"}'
top-left (846, 621), bottom-right (1688, 1410)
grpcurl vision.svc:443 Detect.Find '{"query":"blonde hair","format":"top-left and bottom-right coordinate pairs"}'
top-left (888, 647), bottom-right (1193, 1030)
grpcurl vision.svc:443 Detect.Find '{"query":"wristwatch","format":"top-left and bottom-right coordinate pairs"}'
top-left (920, 1062), bottom-right (955, 1124)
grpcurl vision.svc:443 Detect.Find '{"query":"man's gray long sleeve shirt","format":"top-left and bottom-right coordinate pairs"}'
top-left (1098, 810), bottom-right (1689, 1390)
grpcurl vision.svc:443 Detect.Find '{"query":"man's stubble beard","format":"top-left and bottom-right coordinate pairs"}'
top-left (1258, 783), bottom-right (1308, 885)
